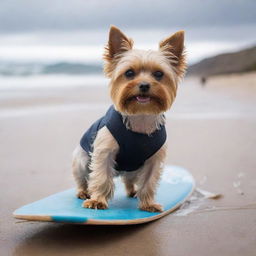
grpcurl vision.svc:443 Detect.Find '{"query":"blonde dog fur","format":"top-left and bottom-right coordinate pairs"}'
top-left (72, 26), bottom-right (186, 212)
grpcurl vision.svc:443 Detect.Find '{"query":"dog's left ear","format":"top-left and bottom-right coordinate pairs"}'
top-left (106, 26), bottom-right (133, 58)
top-left (104, 26), bottom-right (133, 77)
top-left (159, 31), bottom-right (186, 77)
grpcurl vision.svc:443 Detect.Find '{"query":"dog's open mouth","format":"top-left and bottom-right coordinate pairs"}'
top-left (125, 94), bottom-right (161, 106)
top-left (135, 95), bottom-right (150, 104)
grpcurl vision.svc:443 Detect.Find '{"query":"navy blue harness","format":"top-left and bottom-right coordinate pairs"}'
top-left (80, 105), bottom-right (166, 172)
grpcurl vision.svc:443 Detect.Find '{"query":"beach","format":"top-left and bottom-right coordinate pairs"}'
top-left (0, 72), bottom-right (256, 255)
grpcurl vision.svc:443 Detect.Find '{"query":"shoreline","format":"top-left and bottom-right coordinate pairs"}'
top-left (1, 72), bottom-right (256, 116)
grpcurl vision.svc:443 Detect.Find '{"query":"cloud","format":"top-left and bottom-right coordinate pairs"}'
top-left (0, 0), bottom-right (256, 33)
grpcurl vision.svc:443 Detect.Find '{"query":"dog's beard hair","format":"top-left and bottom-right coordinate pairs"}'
top-left (119, 95), bottom-right (170, 115)
top-left (122, 114), bottom-right (165, 135)
top-left (111, 79), bottom-right (175, 115)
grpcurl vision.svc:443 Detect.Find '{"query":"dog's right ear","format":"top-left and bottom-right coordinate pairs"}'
top-left (159, 31), bottom-right (186, 78)
top-left (103, 26), bottom-right (133, 77)
top-left (105, 26), bottom-right (133, 59)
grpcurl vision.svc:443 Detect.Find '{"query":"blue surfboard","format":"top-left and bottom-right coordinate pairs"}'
top-left (13, 165), bottom-right (195, 225)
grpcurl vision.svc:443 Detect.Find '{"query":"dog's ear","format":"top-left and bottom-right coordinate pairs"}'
top-left (159, 31), bottom-right (184, 59)
top-left (104, 26), bottom-right (133, 60)
top-left (159, 31), bottom-right (186, 77)
top-left (103, 26), bottom-right (133, 77)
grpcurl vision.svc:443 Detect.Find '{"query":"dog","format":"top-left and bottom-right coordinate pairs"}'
top-left (72, 26), bottom-right (186, 212)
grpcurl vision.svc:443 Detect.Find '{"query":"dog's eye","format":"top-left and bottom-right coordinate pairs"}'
top-left (153, 71), bottom-right (164, 80)
top-left (125, 69), bottom-right (135, 78)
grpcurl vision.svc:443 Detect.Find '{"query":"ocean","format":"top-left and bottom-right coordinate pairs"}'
top-left (0, 26), bottom-right (255, 89)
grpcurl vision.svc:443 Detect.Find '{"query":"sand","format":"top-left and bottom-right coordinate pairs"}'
top-left (0, 72), bottom-right (256, 255)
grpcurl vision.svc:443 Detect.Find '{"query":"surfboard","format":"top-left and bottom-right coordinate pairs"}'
top-left (13, 165), bottom-right (195, 225)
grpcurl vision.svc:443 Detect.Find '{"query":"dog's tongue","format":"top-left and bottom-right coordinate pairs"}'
top-left (136, 96), bottom-right (150, 103)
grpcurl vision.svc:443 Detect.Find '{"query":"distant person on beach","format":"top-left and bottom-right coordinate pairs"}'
top-left (200, 76), bottom-right (207, 87)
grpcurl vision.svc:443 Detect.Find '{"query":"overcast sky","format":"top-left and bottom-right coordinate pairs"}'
top-left (0, 0), bottom-right (255, 33)
top-left (0, 0), bottom-right (255, 65)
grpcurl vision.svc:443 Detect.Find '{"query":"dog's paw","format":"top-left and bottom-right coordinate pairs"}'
top-left (139, 203), bottom-right (163, 212)
top-left (77, 190), bottom-right (90, 199)
top-left (82, 199), bottom-right (108, 210)
top-left (127, 190), bottom-right (137, 198)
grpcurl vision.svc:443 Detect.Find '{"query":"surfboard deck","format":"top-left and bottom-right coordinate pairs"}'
top-left (13, 165), bottom-right (195, 225)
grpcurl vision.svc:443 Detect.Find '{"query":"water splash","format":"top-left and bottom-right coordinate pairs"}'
top-left (173, 188), bottom-right (222, 216)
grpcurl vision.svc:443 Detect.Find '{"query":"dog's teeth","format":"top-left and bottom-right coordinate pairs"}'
top-left (136, 96), bottom-right (150, 103)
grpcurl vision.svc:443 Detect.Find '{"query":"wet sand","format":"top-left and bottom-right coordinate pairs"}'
top-left (0, 73), bottom-right (256, 255)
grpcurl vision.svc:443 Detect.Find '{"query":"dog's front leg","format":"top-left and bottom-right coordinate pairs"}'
top-left (82, 127), bottom-right (118, 210)
top-left (136, 143), bottom-right (167, 212)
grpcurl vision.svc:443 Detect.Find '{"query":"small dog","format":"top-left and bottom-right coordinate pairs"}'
top-left (72, 26), bottom-right (186, 212)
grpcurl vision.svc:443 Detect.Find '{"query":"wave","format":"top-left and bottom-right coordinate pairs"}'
top-left (0, 61), bottom-right (103, 76)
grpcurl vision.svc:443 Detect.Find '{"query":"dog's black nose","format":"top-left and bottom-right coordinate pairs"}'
top-left (139, 82), bottom-right (150, 93)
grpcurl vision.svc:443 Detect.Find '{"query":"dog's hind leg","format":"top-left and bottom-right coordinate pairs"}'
top-left (72, 145), bottom-right (91, 199)
top-left (122, 171), bottom-right (139, 197)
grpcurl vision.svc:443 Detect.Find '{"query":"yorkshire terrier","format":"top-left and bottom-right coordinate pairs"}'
top-left (72, 26), bottom-right (186, 212)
